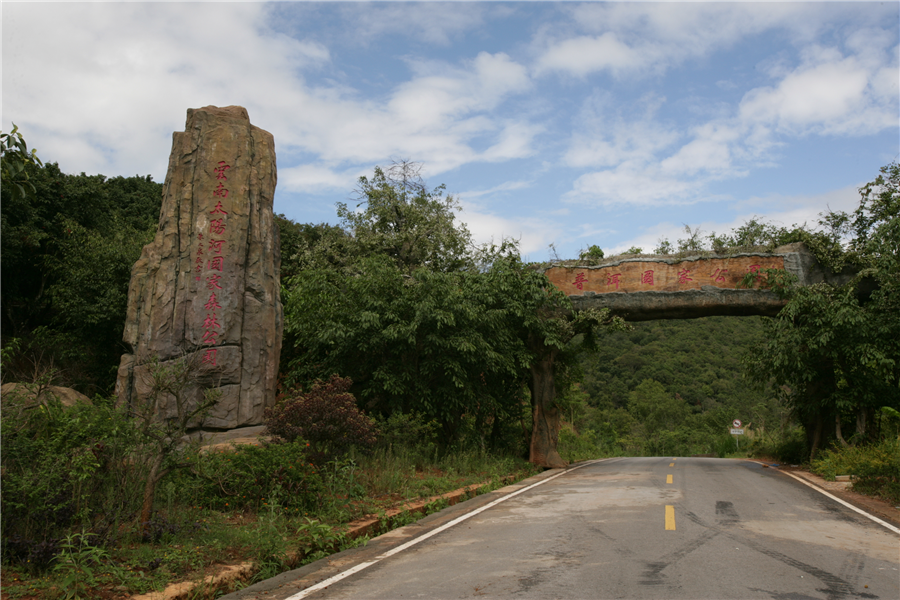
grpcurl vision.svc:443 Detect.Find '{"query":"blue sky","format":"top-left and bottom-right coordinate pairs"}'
top-left (3, 1), bottom-right (898, 261)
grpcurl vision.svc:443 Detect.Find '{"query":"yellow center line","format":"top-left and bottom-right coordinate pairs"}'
top-left (665, 505), bottom-right (676, 530)
top-left (666, 474), bottom-right (673, 484)
top-left (672, 457), bottom-right (677, 461)
top-left (669, 462), bottom-right (674, 467)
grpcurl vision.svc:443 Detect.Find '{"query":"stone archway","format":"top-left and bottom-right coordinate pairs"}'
top-left (527, 243), bottom-right (857, 468)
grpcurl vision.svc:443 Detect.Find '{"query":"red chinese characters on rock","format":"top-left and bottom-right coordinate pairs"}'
top-left (711, 268), bottom-right (728, 283)
top-left (606, 273), bottom-right (622, 290)
top-left (641, 270), bottom-right (654, 285)
top-left (574, 272), bottom-right (588, 291)
top-left (198, 161), bottom-right (232, 367)
top-left (677, 268), bottom-right (693, 284)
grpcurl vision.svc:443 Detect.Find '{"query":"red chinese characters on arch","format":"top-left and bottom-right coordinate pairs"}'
top-left (549, 255), bottom-right (786, 295)
top-left (199, 161), bottom-right (231, 366)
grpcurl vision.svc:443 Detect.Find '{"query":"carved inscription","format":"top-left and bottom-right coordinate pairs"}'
top-left (546, 256), bottom-right (785, 295)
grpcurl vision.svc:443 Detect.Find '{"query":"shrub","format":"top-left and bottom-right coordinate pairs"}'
top-left (264, 375), bottom-right (378, 465)
top-left (1, 389), bottom-right (146, 570)
top-left (171, 441), bottom-right (324, 512)
top-left (811, 438), bottom-right (900, 504)
top-left (375, 411), bottom-right (438, 456)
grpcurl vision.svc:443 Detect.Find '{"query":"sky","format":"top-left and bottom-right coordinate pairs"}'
top-left (3, 1), bottom-right (898, 261)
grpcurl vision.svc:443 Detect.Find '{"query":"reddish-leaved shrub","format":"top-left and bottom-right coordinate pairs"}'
top-left (264, 375), bottom-right (378, 464)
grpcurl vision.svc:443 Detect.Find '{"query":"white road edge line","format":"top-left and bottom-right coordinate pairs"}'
top-left (779, 470), bottom-right (900, 535)
top-left (284, 460), bottom-right (599, 600)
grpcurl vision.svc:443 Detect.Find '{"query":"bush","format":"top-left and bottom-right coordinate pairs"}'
top-left (169, 441), bottom-right (324, 513)
top-left (264, 375), bottom-right (378, 465)
top-left (558, 428), bottom-right (605, 462)
top-left (1, 389), bottom-right (147, 570)
top-left (375, 412), bottom-right (438, 456)
top-left (811, 438), bottom-right (900, 504)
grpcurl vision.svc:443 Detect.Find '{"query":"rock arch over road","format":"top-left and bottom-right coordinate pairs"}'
top-left (527, 242), bottom-right (857, 468)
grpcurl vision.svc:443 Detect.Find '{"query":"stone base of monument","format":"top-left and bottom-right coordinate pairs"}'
top-left (180, 425), bottom-right (270, 453)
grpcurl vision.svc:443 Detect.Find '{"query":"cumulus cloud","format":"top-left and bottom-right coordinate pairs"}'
top-left (533, 33), bottom-right (650, 78)
top-left (334, 2), bottom-right (487, 47)
top-left (564, 163), bottom-right (704, 208)
top-left (457, 201), bottom-right (563, 258)
top-left (739, 53), bottom-right (898, 136)
top-left (2, 4), bottom-right (535, 189)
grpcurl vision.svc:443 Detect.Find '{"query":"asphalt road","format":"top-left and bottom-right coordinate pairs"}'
top-left (226, 458), bottom-right (900, 600)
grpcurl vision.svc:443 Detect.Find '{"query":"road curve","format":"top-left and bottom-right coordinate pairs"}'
top-left (225, 458), bottom-right (900, 600)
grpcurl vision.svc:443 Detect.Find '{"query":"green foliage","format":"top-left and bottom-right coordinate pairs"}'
top-left (52, 531), bottom-right (114, 600)
top-left (811, 438), bottom-right (900, 504)
top-left (676, 224), bottom-right (705, 253)
top-left (1, 124), bottom-right (43, 200)
top-left (176, 442), bottom-right (324, 513)
top-left (1, 387), bottom-right (148, 569)
top-left (743, 163), bottom-right (900, 460)
top-left (374, 411), bottom-right (439, 456)
top-left (265, 375), bottom-right (379, 464)
top-left (337, 161), bottom-right (473, 274)
top-left (624, 246), bottom-right (643, 255)
top-left (557, 428), bottom-right (611, 462)
top-left (1, 158), bottom-right (162, 393)
top-left (281, 240), bottom-right (569, 447)
top-left (579, 244), bottom-right (605, 261)
top-left (654, 238), bottom-right (673, 255)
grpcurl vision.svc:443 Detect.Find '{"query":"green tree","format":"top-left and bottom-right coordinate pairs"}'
top-left (745, 163), bottom-right (900, 459)
top-left (1, 159), bottom-right (162, 393)
top-left (337, 161), bottom-right (472, 274)
top-left (627, 379), bottom-right (688, 455)
top-left (1, 124), bottom-right (43, 201)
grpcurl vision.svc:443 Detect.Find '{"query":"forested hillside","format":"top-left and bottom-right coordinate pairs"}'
top-left (559, 316), bottom-right (787, 459)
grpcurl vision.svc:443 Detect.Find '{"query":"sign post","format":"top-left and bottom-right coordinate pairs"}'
top-left (730, 419), bottom-right (744, 450)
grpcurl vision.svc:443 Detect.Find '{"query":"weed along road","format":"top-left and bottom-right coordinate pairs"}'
top-left (226, 458), bottom-right (900, 600)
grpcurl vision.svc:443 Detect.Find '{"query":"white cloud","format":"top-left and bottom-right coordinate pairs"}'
top-left (2, 3), bottom-right (328, 177)
top-left (739, 57), bottom-right (892, 136)
top-left (278, 163), bottom-right (360, 196)
top-left (660, 122), bottom-right (742, 178)
top-left (564, 91), bottom-right (677, 168)
top-left (533, 33), bottom-right (649, 78)
top-left (458, 201), bottom-right (562, 258)
top-left (3, 3), bottom-right (537, 187)
top-left (564, 163), bottom-right (703, 208)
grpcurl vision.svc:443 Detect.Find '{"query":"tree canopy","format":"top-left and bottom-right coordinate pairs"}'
top-left (744, 163), bottom-right (900, 458)
top-left (1, 144), bottom-right (162, 393)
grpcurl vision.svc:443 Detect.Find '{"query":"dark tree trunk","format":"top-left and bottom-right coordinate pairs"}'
top-left (139, 455), bottom-right (165, 533)
top-left (835, 414), bottom-right (850, 448)
top-left (528, 352), bottom-right (566, 469)
top-left (809, 412), bottom-right (824, 461)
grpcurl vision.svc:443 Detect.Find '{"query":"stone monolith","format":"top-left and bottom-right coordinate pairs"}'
top-left (116, 105), bottom-right (282, 429)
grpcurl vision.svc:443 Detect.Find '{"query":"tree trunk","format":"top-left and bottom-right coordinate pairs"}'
top-left (139, 455), bottom-right (164, 533)
top-left (528, 353), bottom-right (567, 469)
top-left (856, 407), bottom-right (875, 441)
top-left (835, 414), bottom-right (850, 448)
top-left (809, 413), bottom-right (824, 461)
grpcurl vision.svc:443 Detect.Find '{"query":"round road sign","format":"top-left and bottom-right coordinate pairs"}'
top-left (732, 419), bottom-right (742, 428)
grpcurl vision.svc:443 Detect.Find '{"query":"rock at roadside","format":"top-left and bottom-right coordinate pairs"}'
top-left (1, 382), bottom-right (92, 408)
top-left (115, 106), bottom-right (282, 429)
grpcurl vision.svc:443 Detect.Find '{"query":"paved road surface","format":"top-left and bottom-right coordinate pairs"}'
top-left (226, 458), bottom-right (899, 600)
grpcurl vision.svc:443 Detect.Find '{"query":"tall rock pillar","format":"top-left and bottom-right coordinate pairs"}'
top-left (116, 106), bottom-right (282, 429)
